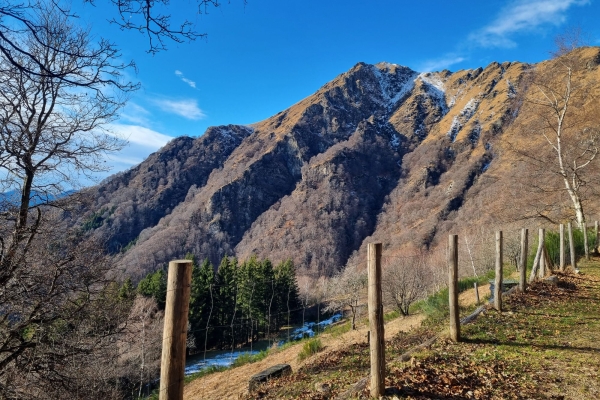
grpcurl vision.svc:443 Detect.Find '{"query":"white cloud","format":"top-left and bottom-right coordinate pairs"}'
top-left (175, 69), bottom-right (197, 89)
top-left (153, 98), bottom-right (206, 120)
top-left (108, 123), bottom-right (173, 150)
top-left (470, 0), bottom-right (589, 48)
top-left (99, 124), bottom-right (173, 177)
top-left (119, 102), bottom-right (151, 126)
top-left (420, 56), bottom-right (466, 72)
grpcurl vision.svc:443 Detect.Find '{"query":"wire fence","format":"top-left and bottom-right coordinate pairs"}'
top-left (116, 224), bottom-right (599, 398)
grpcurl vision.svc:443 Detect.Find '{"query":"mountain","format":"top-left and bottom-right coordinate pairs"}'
top-left (73, 47), bottom-right (600, 279)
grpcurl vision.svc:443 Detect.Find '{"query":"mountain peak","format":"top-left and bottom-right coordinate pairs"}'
top-left (75, 50), bottom-right (600, 279)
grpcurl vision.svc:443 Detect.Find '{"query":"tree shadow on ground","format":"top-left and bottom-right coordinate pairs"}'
top-left (462, 338), bottom-right (600, 354)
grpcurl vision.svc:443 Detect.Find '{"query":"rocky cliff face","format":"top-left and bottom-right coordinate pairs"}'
top-left (74, 47), bottom-right (600, 279)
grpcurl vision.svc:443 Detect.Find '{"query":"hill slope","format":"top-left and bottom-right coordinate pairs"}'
top-left (207, 261), bottom-right (599, 399)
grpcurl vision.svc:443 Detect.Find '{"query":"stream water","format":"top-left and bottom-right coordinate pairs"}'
top-left (184, 313), bottom-right (342, 375)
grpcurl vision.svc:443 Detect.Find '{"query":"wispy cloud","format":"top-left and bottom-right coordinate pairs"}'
top-left (153, 98), bottom-right (206, 120)
top-left (470, 0), bottom-right (589, 48)
top-left (108, 124), bottom-right (173, 149)
top-left (175, 70), bottom-right (197, 89)
top-left (419, 55), bottom-right (466, 72)
top-left (104, 124), bottom-right (173, 170)
top-left (119, 102), bottom-right (151, 126)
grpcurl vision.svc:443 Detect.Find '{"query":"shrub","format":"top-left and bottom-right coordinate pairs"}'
top-left (297, 338), bottom-right (323, 361)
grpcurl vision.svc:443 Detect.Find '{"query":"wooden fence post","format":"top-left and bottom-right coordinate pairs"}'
top-left (494, 231), bottom-right (503, 312)
top-left (519, 228), bottom-right (528, 292)
top-left (595, 221), bottom-right (599, 256)
top-left (568, 222), bottom-right (577, 270)
top-left (448, 235), bottom-right (459, 342)
top-left (474, 282), bottom-right (480, 305)
top-left (583, 222), bottom-right (589, 260)
top-left (529, 227), bottom-right (553, 282)
top-left (539, 228), bottom-right (546, 279)
top-left (559, 224), bottom-right (565, 272)
top-left (368, 243), bottom-right (384, 398)
top-left (159, 260), bottom-right (192, 400)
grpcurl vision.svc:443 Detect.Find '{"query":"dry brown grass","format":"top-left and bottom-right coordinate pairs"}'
top-left (183, 314), bottom-right (423, 400)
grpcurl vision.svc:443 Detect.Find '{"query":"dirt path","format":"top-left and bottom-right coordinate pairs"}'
top-left (459, 282), bottom-right (490, 307)
top-left (183, 314), bottom-right (423, 400)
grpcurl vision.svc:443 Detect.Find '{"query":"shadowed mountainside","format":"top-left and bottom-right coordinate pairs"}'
top-left (71, 47), bottom-right (600, 279)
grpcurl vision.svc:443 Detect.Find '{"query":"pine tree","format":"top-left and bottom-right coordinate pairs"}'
top-left (236, 256), bottom-right (262, 346)
top-left (215, 256), bottom-right (238, 349)
top-left (258, 258), bottom-right (275, 340)
top-left (118, 277), bottom-right (136, 303)
top-left (188, 255), bottom-right (215, 351)
top-left (274, 259), bottom-right (301, 331)
top-left (137, 269), bottom-right (167, 309)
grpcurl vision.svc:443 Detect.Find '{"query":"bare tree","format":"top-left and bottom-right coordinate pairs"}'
top-left (551, 26), bottom-right (589, 58)
top-left (0, 3), bottom-right (134, 398)
top-left (119, 296), bottom-right (164, 399)
top-left (517, 38), bottom-right (600, 229)
top-left (324, 265), bottom-right (367, 330)
top-left (0, 0), bottom-right (239, 81)
top-left (382, 255), bottom-right (429, 316)
top-left (104, 0), bottom-right (239, 54)
top-left (0, 2), bottom-right (138, 89)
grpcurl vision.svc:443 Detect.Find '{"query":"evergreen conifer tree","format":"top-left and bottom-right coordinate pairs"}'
top-left (118, 277), bottom-right (136, 303)
top-left (215, 256), bottom-right (238, 348)
top-left (274, 259), bottom-right (301, 331)
top-left (137, 269), bottom-right (167, 309)
top-left (188, 255), bottom-right (215, 351)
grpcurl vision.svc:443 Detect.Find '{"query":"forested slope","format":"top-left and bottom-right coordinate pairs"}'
top-left (72, 47), bottom-right (600, 279)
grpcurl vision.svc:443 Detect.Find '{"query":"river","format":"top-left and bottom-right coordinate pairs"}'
top-left (184, 313), bottom-right (342, 375)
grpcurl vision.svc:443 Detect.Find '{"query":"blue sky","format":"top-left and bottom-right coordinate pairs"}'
top-left (74, 0), bottom-right (600, 180)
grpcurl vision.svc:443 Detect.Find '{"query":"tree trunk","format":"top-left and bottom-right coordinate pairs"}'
top-left (560, 156), bottom-right (585, 229)
top-left (17, 169), bottom-right (35, 230)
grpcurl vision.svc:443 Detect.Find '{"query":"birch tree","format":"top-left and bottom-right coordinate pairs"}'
top-left (519, 44), bottom-right (600, 229)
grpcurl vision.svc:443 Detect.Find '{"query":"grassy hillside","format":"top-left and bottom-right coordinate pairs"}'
top-left (226, 260), bottom-right (600, 399)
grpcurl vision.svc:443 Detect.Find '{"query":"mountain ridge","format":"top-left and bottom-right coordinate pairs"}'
top-left (72, 47), bottom-right (600, 279)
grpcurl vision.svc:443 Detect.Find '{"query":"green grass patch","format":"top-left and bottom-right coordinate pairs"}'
top-left (414, 271), bottom-right (505, 326)
top-left (231, 349), bottom-right (269, 367)
top-left (384, 309), bottom-right (400, 323)
top-left (297, 338), bottom-right (323, 361)
top-left (530, 228), bottom-right (596, 268)
top-left (325, 320), bottom-right (351, 337)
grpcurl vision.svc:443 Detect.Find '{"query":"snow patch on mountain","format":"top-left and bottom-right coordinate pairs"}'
top-left (506, 79), bottom-right (517, 98)
top-left (419, 72), bottom-right (445, 93)
top-left (447, 116), bottom-right (461, 142)
top-left (215, 125), bottom-right (254, 143)
top-left (371, 63), bottom-right (419, 110)
top-left (390, 133), bottom-right (401, 149)
top-left (446, 98), bottom-right (480, 142)
top-left (461, 99), bottom-right (479, 120)
top-left (418, 72), bottom-right (449, 115)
